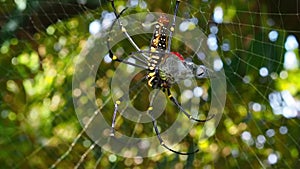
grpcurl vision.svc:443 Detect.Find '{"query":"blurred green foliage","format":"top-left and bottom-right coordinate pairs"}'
top-left (0, 0), bottom-right (300, 169)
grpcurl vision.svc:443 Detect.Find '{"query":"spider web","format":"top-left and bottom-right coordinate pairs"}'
top-left (1, 0), bottom-right (300, 168)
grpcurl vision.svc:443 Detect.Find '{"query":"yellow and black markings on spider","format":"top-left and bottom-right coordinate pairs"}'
top-left (146, 14), bottom-right (170, 87)
top-left (112, 55), bottom-right (118, 61)
top-left (107, 0), bottom-right (212, 155)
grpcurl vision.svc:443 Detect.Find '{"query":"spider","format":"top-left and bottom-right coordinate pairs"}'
top-left (106, 0), bottom-right (214, 155)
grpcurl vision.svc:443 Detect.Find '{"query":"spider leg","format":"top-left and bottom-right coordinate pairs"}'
top-left (167, 0), bottom-right (180, 52)
top-left (108, 0), bottom-right (150, 63)
top-left (110, 100), bottom-right (118, 136)
top-left (110, 76), bottom-right (148, 136)
top-left (148, 90), bottom-right (199, 155)
top-left (130, 50), bottom-right (167, 56)
top-left (108, 49), bottom-right (149, 70)
top-left (106, 12), bottom-right (148, 68)
top-left (167, 89), bottom-right (215, 122)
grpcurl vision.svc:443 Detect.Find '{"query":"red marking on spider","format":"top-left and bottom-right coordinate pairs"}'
top-left (171, 52), bottom-right (184, 61)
